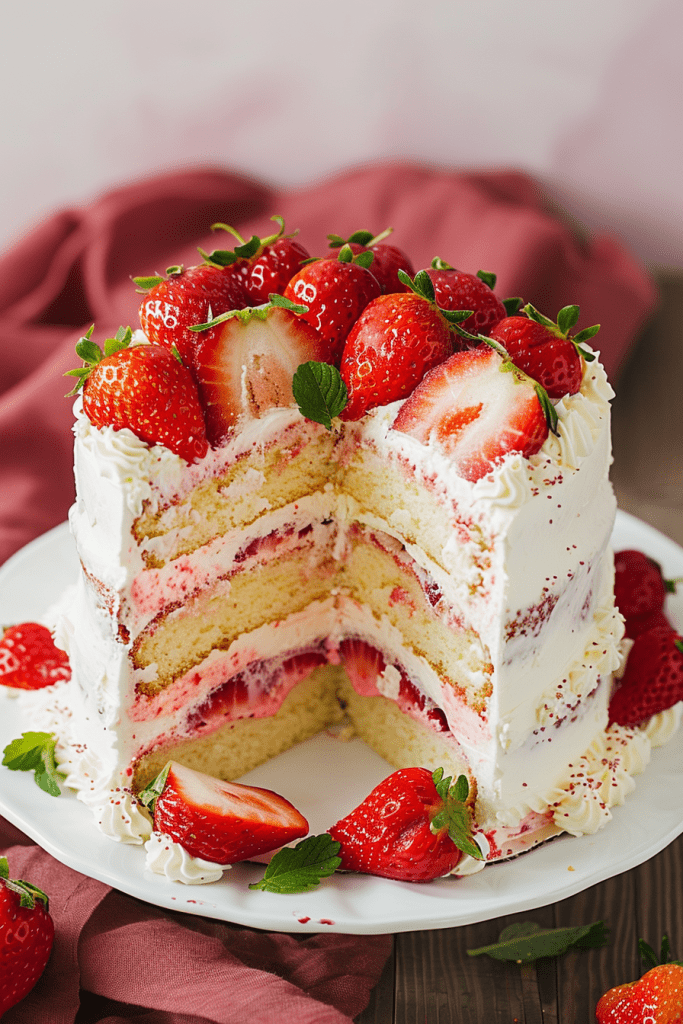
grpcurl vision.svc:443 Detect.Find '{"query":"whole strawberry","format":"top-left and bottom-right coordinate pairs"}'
top-left (0, 857), bottom-right (54, 1017)
top-left (201, 216), bottom-right (310, 306)
top-left (425, 260), bottom-right (507, 338)
top-left (608, 625), bottom-right (683, 727)
top-left (0, 623), bottom-right (70, 690)
top-left (340, 269), bottom-right (472, 420)
top-left (489, 303), bottom-right (600, 399)
top-left (327, 228), bottom-right (415, 294)
top-left (596, 937), bottom-right (683, 1023)
top-left (283, 245), bottom-right (381, 363)
top-left (615, 549), bottom-right (679, 637)
top-left (136, 263), bottom-right (246, 369)
top-left (66, 327), bottom-right (209, 463)
top-left (328, 767), bottom-right (481, 882)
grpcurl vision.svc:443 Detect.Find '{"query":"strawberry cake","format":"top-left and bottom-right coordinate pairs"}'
top-left (28, 222), bottom-right (674, 876)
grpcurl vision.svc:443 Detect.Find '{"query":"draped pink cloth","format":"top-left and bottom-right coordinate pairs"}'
top-left (0, 163), bottom-right (656, 1021)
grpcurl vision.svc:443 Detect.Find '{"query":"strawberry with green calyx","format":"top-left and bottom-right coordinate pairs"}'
top-left (596, 935), bottom-right (683, 1023)
top-left (201, 216), bottom-right (310, 305)
top-left (327, 766), bottom-right (482, 882)
top-left (135, 262), bottom-right (248, 367)
top-left (425, 258), bottom-right (509, 339)
top-left (65, 326), bottom-right (209, 463)
top-left (186, 295), bottom-right (329, 445)
top-left (283, 245), bottom-right (382, 364)
top-left (139, 760), bottom-right (309, 865)
top-left (608, 625), bottom-right (683, 727)
top-left (326, 227), bottom-right (415, 294)
top-left (0, 623), bottom-right (70, 690)
top-left (339, 269), bottom-right (472, 421)
top-left (488, 303), bottom-right (599, 399)
top-left (2, 732), bottom-right (66, 797)
top-left (0, 857), bottom-right (54, 1017)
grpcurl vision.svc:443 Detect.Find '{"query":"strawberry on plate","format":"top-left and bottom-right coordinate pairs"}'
top-left (283, 245), bottom-right (381, 364)
top-left (614, 549), bottom-right (680, 638)
top-left (139, 761), bottom-right (309, 864)
top-left (0, 623), bottom-right (70, 690)
top-left (135, 262), bottom-right (247, 369)
top-left (489, 304), bottom-right (600, 399)
top-left (392, 343), bottom-right (555, 482)
top-left (328, 767), bottom-right (481, 882)
top-left (339, 269), bottom-right (474, 421)
top-left (201, 216), bottom-right (310, 306)
top-left (189, 297), bottom-right (329, 445)
top-left (424, 260), bottom-right (508, 338)
top-left (596, 937), bottom-right (683, 1023)
top-left (0, 857), bottom-right (54, 1017)
top-left (608, 625), bottom-right (683, 727)
top-left (326, 228), bottom-right (415, 294)
top-left (65, 326), bottom-right (209, 463)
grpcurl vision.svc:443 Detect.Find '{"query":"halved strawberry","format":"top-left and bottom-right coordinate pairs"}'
top-left (0, 623), bottom-right (71, 690)
top-left (327, 229), bottom-right (415, 294)
top-left (283, 246), bottom-right (381, 363)
top-left (140, 761), bottom-right (309, 865)
top-left (425, 261), bottom-right (507, 339)
top-left (328, 767), bottom-right (481, 881)
top-left (190, 300), bottom-right (329, 445)
top-left (392, 345), bottom-right (552, 481)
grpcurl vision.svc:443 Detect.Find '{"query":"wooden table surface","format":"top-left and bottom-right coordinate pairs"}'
top-left (356, 272), bottom-right (683, 1023)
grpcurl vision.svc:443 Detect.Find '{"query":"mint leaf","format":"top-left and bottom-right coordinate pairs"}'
top-left (292, 362), bottom-right (347, 429)
top-left (249, 834), bottom-right (341, 894)
top-left (2, 732), bottom-right (65, 797)
top-left (467, 920), bottom-right (608, 963)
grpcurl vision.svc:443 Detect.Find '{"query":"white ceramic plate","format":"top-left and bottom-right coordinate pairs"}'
top-left (0, 512), bottom-right (681, 935)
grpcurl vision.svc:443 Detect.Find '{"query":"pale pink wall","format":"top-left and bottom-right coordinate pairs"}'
top-left (2, 0), bottom-right (679, 267)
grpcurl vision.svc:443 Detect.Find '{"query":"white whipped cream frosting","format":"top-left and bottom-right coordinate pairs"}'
top-left (144, 832), bottom-right (231, 884)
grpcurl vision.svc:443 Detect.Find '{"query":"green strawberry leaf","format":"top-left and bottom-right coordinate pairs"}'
top-left (502, 296), bottom-right (523, 316)
top-left (133, 274), bottom-right (166, 291)
top-left (467, 920), bottom-right (609, 963)
top-left (138, 761), bottom-right (171, 813)
top-left (2, 732), bottom-right (65, 797)
top-left (430, 769), bottom-right (482, 861)
top-left (293, 361), bottom-right (348, 430)
top-left (0, 857), bottom-right (50, 910)
top-left (430, 256), bottom-right (454, 271)
top-left (557, 304), bottom-right (580, 335)
top-left (188, 294), bottom-right (308, 332)
top-left (476, 270), bottom-right (497, 290)
top-left (249, 834), bottom-right (341, 894)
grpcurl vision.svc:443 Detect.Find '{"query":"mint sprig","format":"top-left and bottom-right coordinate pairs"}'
top-left (2, 732), bottom-right (66, 797)
top-left (292, 361), bottom-right (348, 429)
top-left (467, 920), bottom-right (609, 963)
top-left (430, 769), bottom-right (483, 861)
top-left (249, 834), bottom-right (342, 894)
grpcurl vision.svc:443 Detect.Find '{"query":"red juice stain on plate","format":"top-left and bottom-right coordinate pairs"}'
top-left (297, 916), bottom-right (310, 924)
top-left (319, 919), bottom-right (335, 926)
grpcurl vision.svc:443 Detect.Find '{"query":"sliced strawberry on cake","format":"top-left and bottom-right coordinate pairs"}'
top-left (0, 623), bottom-right (70, 690)
top-left (65, 326), bottom-right (209, 463)
top-left (392, 342), bottom-right (556, 481)
top-left (139, 761), bottom-right (309, 864)
top-left (326, 228), bottom-right (415, 294)
top-left (328, 767), bottom-right (481, 881)
top-left (283, 245), bottom-right (381, 363)
top-left (339, 269), bottom-right (472, 421)
top-left (424, 260), bottom-right (508, 339)
top-left (189, 297), bottom-right (331, 445)
top-left (488, 304), bottom-right (600, 399)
